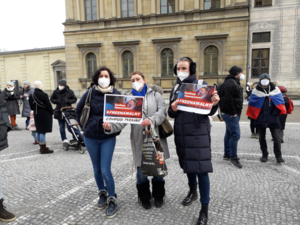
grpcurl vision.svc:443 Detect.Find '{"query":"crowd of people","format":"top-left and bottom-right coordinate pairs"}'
top-left (0, 56), bottom-right (293, 224)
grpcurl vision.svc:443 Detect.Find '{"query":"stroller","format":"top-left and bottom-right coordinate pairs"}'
top-left (61, 107), bottom-right (86, 154)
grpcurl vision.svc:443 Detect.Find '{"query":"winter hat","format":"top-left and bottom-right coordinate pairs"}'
top-left (23, 81), bottom-right (31, 86)
top-left (247, 82), bottom-right (250, 85)
top-left (229, 66), bottom-right (243, 76)
top-left (278, 86), bottom-right (287, 93)
top-left (259, 73), bottom-right (270, 81)
top-left (33, 80), bottom-right (43, 89)
top-left (58, 79), bottom-right (67, 86)
top-left (7, 82), bottom-right (14, 87)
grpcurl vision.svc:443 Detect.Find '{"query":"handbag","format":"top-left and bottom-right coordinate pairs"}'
top-left (159, 118), bottom-right (173, 138)
top-left (80, 87), bottom-right (93, 129)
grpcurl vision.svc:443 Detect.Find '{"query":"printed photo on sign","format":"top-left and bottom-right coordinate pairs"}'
top-left (103, 94), bottom-right (144, 124)
top-left (177, 83), bottom-right (215, 115)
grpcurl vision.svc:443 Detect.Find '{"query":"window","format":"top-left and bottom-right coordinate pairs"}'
top-left (253, 32), bottom-right (271, 43)
top-left (254, 0), bottom-right (272, 7)
top-left (251, 49), bottom-right (269, 78)
top-left (86, 53), bottom-right (97, 78)
top-left (121, 0), bottom-right (134, 17)
top-left (122, 51), bottom-right (134, 77)
top-left (204, 46), bottom-right (218, 75)
top-left (85, 0), bottom-right (97, 21)
top-left (204, 0), bottom-right (221, 10)
top-left (161, 48), bottom-right (174, 76)
top-left (160, 0), bottom-right (175, 14)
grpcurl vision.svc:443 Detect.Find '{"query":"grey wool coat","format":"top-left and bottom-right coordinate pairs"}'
top-left (105, 85), bottom-right (170, 167)
top-left (2, 88), bottom-right (20, 115)
top-left (21, 87), bottom-right (34, 117)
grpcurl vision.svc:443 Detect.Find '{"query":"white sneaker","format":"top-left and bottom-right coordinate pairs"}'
top-left (63, 139), bottom-right (69, 143)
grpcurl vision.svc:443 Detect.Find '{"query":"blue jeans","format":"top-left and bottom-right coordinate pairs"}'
top-left (25, 117), bottom-right (30, 127)
top-left (187, 173), bottom-right (210, 205)
top-left (222, 114), bottom-right (240, 159)
top-left (58, 119), bottom-right (77, 141)
top-left (84, 136), bottom-right (116, 197)
top-left (136, 167), bottom-right (164, 185)
top-left (31, 131), bottom-right (37, 140)
top-left (36, 133), bottom-right (46, 144)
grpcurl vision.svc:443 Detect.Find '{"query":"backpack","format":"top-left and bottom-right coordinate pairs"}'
top-left (171, 80), bottom-right (203, 101)
top-left (287, 98), bottom-right (294, 114)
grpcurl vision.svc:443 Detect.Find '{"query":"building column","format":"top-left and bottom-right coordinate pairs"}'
top-left (0, 57), bottom-right (6, 87)
top-left (76, 0), bottom-right (81, 20)
top-left (200, 0), bottom-right (204, 10)
top-left (112, 0), bottom-right (117, 18)
top-left (235, 0), bottom-right (248, 5)
top-left (225, 0), bottom-right (231, 7)
top-left (179, 0), bottom-right (184, 11)
top-left (43, 54), bottom-right (51, 91)
top-left (99, 0), bottom-right (104, 19)
top-left (138, 0), bottom-right (142, 15)
top-left (220, 0), bottom-right (225, 8)
top-left (20, 55), bottom-right (27, 82)
top-left (194, 0), bottom-right (200, 9)
top-left (151, 0), bottom-right (156, 14)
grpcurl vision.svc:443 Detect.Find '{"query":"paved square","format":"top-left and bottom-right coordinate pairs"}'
top-left (0, 118), bottom-right (299, 225)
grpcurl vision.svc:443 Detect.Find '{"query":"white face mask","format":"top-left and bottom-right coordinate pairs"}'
top-left (7, 87), bottom-right (14, 91)
top-left (239, 74), bottom-right (245, 81)
top-left (58, 86), bottom-right (64, 90)
top-left (132, 82), bottom-right (144, 92)
top-left (177, 71), bottom-right (189, 81)
top-left (261, 79), bottom-right (270, 86)
top-left (98, 77), bottom-right (110, 88)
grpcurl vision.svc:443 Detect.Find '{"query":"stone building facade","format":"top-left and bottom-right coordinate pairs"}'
top-left (64, 0), bottom-right (250, 96)
top-left (248, 0), bottom-right (300, 96)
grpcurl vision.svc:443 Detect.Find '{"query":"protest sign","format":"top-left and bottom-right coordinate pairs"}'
top-left (177, 83), bottom-right (215, 115)
top-left (103, 94), bottom-right (144, 124)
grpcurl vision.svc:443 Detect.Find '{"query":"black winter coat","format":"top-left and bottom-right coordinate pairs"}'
top-left (0, 90), bottom-right (12, 151)
top-left (219, 75), bottom-right (243, 116)
top-left (75, 86), bottom-right (122, 139)
top-left (29, 89), bottom-right (53, 133)
top-left (254, 83), bottom-right (281, 129)
top-left (279, 95), bottom-right (289, 130)
top-left (168, 74), bottom-right (218, 174)
top-left (50, 86), bottom-right (77, 120)
top-left (2, 88), bottom-right (20, 115)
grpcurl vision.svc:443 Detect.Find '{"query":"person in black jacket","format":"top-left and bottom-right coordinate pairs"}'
top-left (29, 81), bottom-right (54, 154)
top-left (0, 90), bottom-right (16, 222)
top-left (50, 80), bottom-right (78, 143)
top-left (168, 57), bottom-right (220, 225)
top-left (219, 65), bottom-right (244, 169)
top-left (278, 86), bottom-right (290, 143)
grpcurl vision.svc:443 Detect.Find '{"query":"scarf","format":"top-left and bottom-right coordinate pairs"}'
top-left (246, 86), bottom-right (286, 120)
top-left (132, 84), bottom-right (147, 97)
top-left (95, 85), bottom-right (113, 93)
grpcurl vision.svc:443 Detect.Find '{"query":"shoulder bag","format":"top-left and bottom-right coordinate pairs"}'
top-left (80, 87), bottom-right (93, 129)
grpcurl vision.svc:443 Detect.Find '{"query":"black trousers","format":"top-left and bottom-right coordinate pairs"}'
top-left (257, 127), bottom-right (282, 157)
top-left (250, 119), bottom-right (258, 134)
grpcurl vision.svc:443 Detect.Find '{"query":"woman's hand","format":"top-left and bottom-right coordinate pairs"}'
top-left (102, 122), bottom-right (111, 131)
top-left (171, 99), bottom-right (179, 112)
top-left (211, 91), bottom-right (220, 106)
top-left (24, 94), bottom-right (28, 97)
top-left (141, 118), bottom-right (151, 127)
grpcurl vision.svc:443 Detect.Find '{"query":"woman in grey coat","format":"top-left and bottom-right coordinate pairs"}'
top-left (103, 71), bottom-right (169, 210)
top-left (20, 81), bottom-right (34, 128)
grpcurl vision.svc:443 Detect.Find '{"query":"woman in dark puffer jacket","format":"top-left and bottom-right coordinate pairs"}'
top-left (168, 57), bottom-right (220, 225)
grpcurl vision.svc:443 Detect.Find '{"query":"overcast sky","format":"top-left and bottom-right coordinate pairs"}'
top-left (0, 0), bottom-right (66, 52)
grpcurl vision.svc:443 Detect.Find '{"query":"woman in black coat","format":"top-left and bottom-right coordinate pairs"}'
top-left (168, 57), bottom-right (220, 225)
top-left (29, 81), bottom-right (54, 154)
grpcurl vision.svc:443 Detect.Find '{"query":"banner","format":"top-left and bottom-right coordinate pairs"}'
top-left (103, 94), bottom-right (144, 124)
top-left (177, 83), bottom-right (215, 115)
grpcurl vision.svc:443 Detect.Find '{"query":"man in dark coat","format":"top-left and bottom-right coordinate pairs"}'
top-left (219, 65), bottom-right (244, 168)
top-left (0, 89), bottom-right (16, 222)
top-left (20, 81), bottom-right (34, 128)
top-left (50, 79), bottom-right (77, 142)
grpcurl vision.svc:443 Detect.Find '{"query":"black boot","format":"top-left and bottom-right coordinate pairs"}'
top-left (196, 205), bottom-right (208, 225)
top-left (136, 181), bottom-right (151, 209)
top-left (152, 179), bottom-right (165, 208)
top-left (182, 185), bottom-right (198, 206)
top-left (0, 199), bottom-right (16, 222)
top-left (275, 152), bottom-right (285, 164)
top-left (260, 152), bottom-right (269, 163)
top-left (106, 196), bottom-right (117, 219)
top-left (97, 190), bottom-right (108, 209)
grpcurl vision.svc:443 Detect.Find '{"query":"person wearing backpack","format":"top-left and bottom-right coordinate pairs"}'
top-left (278, 86), bottom-right (290, 143)
top-left (218, 66), bottom-right (245, 169)
top-left (168, 57), bottom-right (220, 225)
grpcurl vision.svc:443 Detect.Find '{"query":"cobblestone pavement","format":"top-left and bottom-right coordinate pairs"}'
top-left (0, 118), bottom-right (299, 225)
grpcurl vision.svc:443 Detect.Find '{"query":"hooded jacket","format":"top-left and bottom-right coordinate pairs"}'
top-left (2, 87), bottom-right (20, 116)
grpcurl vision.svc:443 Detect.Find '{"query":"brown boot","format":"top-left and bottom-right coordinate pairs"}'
top-left (0, 199), bottom-right (16, 222)
top-left (40, 143), bottom-right (53, 154)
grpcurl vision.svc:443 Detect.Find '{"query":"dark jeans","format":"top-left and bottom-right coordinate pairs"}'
top-left (250, 119), bottom-right (258, 134)
top-left (25, 117), bottom-right (30, 127)
top-left (187, 173), bottom-right (210, 205)
top-left (257, 127), bottom-right (281, 157)
top-left (136, 167), bottom-right (164, 185)
top-left (58, 119), bottom-right (77, 141)
top-left (222, 114), bottom-right (241, 159)
top-left (84, 136), bottom-right (116, 197)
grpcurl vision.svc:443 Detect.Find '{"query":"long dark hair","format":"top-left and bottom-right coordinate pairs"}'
top-left (92, 66), bottom-right (117, 86)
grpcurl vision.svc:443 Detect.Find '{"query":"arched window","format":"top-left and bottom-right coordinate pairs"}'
top-left (122, 51), bottom-right (134, 77)
top-left (161, 48), bottom-right (174, 77)
top-left (204, 46), bottom-right (218, 75)
top-left (85, 0), bottom-right (97, 21)
top-left (86, 53), bottom-right (97, 78)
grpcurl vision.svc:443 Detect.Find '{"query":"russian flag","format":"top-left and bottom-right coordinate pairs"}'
top-left (246, 87), bottom-right (286, 120)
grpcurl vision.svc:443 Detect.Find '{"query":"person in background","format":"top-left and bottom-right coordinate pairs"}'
top-left (50, 80), bottom-right (78, 143)
top-left (27, 110), bottom-right (38, 145)
top-left (247, 82), bottom-right (258, 139)
top-left (2, 82), bottom-right (21, 131)
top-left (278, 86), bottom-right (290, 143)
top-left (245, 82), bottom-right (251, 101)
top-left (20, 81), bottom-right (34, 129)
top-left (0, 89), bottom-right (16, 222)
